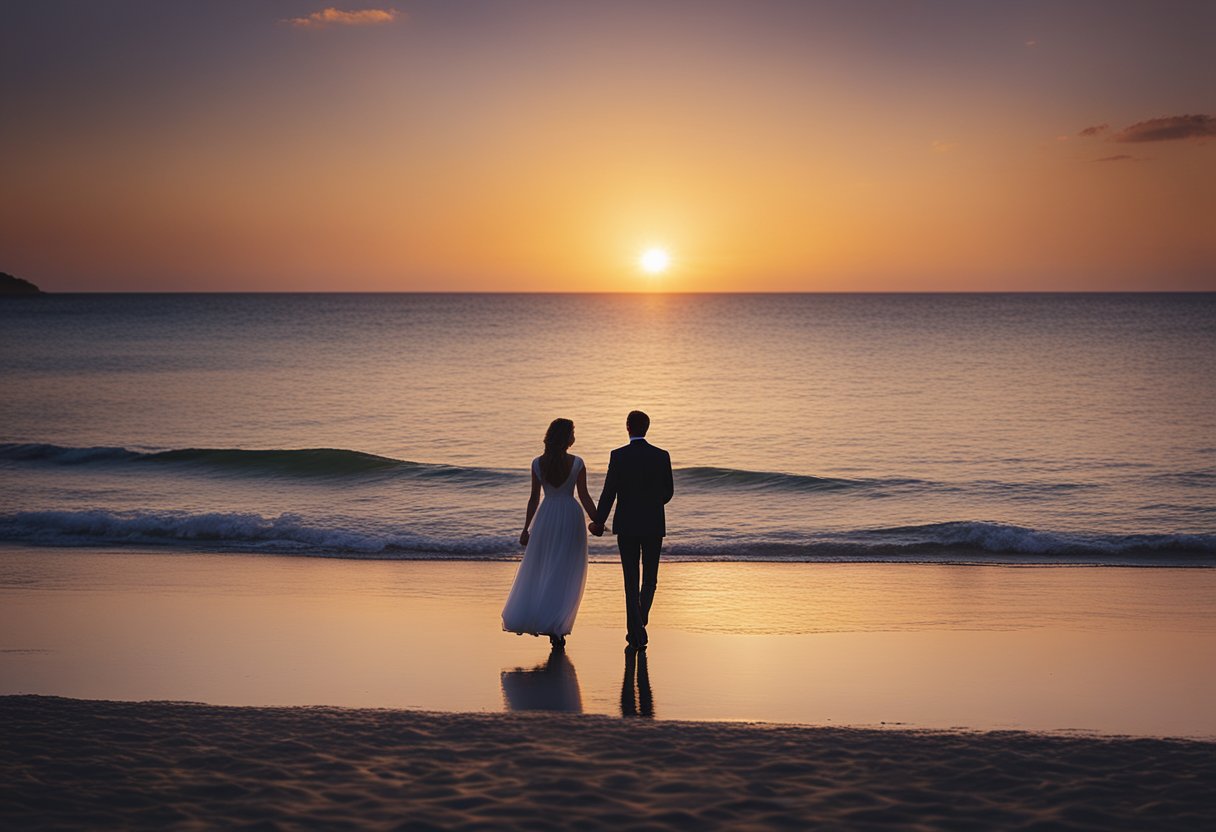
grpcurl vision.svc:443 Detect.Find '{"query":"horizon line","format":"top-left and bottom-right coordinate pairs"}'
top-left (15, 289), bottom-right (1216, 296)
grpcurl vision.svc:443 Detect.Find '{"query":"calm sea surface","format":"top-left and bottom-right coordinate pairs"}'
top-left (1, 293), bottom-right (1213, 564)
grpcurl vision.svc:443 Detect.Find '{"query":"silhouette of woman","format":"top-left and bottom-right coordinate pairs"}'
top-left (502, 418), bottom-right (598, 647)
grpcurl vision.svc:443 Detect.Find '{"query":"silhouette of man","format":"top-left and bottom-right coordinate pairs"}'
top-left (590, 410), bottom-right (674, 649)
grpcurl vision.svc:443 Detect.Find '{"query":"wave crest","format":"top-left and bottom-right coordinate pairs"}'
top-left (0, 443), bottom-right (1201, 499)
top-left (0, 443), bottom-right (515, 483)
top-left (677, 466), bottom-right (924, 492)
top-left (0, 443), bottom-right (940, 495)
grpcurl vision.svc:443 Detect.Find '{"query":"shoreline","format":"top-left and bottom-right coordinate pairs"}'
top-left (4, 540), bottom-right (1214, 568)
top-left (4, 695), bottom-right (1214, 830)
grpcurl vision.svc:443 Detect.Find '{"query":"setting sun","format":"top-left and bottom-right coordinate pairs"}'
top-left (639, 247), bottom-right (671, 275)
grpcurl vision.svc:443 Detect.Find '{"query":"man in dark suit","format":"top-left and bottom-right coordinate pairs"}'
top-left (590, 410), bottom-right (674, 650)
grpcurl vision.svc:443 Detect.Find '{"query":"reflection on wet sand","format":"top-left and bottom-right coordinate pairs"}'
top-left (621, 648), bottom-right (654, 718)
top-left (501, 648), bottom-right (583, 713)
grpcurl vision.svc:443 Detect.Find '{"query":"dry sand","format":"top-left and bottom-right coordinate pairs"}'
top-left (3, 695), bottom-right (1214, 830)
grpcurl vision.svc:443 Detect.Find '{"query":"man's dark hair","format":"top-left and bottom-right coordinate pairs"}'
top-left (627, 410), bottom-right (650, 437)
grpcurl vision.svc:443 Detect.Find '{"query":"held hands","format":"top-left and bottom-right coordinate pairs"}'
top-left (519, 529), bottom-right (530, 547)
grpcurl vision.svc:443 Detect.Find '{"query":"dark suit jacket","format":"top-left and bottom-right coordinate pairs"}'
top-left (595, 439), bottom-right (674, 538)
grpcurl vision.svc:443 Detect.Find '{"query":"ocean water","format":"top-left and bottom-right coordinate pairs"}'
top-left (1, 293), bottom-right (1213, 565)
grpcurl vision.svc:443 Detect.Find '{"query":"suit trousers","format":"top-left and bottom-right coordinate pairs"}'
top-left (618, 534), bottom-right (662, 641)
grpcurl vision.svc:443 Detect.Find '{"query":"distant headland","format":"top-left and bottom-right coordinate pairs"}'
top-left (0, 273), bottom-right (43, 295)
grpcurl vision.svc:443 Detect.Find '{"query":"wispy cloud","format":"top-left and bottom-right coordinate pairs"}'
top-left (284, 7), bottom-right (399, 28)
top-left (1078, 124), bottom-right (1109, 138)
top-left (930, 140), bottom-right (958, 154)
top-left (1094, 154), bottom-right (1138, 163)
top-left (1112, 114), bottom-right (1214, 143)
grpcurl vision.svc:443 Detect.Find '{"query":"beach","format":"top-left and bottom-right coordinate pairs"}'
top-left (3, 551), bottom-right (1215, 830)
top-left (6, 548), bottom-right (1214, 827)
top-left (4, 695), bottom-right (1215, 830)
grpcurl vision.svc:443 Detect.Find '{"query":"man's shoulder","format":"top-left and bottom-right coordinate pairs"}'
top-left (613, 441), bottom-right (669, 459)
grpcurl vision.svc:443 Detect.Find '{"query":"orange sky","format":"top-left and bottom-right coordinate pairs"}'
top-left (1, 2), bottom-right (1213, 291)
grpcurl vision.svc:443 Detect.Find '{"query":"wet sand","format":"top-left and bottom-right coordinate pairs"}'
top-left (3, 695), bottom-right (1214, 830)
top-left (2, 548), bottom-right (1215, 737)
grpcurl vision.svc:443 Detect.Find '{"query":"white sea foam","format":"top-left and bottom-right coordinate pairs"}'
top-left (1, 510), bottom-right (1212, 564)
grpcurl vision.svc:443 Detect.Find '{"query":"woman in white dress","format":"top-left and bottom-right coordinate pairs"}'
top-left (502, 418), bottom-right (598, 647)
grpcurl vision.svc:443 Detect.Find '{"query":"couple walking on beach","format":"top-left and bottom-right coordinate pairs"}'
top-left (502, 410), bottom-right (674, 651)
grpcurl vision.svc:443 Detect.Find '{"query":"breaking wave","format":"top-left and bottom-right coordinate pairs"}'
top-left (1, 510), bottom-right (1212, 564)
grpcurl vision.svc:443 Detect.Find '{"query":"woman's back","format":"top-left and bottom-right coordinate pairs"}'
top-left (535, 454), bottom-right (581, 498)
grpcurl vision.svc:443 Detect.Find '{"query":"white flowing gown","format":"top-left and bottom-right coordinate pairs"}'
top-left (502, 455), bottom-right (589, 637)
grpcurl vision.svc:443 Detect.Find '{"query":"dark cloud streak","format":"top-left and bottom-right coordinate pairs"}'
top-left (1112, 114), bottom-right (1214, 143)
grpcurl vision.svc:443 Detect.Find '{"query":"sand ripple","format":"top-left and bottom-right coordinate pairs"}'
top-left (2, 696), bottom-right (1214, 830)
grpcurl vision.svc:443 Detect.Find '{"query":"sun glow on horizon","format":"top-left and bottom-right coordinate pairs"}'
top-left (639, 247), bottom-right (671, 275)
top-left (2, 4), bottom-right (1213, 292)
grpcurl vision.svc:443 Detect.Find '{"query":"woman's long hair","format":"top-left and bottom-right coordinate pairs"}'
top-left (539, 418), bottom-right (575, 486)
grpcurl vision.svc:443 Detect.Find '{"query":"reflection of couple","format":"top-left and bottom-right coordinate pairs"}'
top-left (501, 645), bottom-right (653, 718)
top-left (501, 410), bottom-right (674, 650)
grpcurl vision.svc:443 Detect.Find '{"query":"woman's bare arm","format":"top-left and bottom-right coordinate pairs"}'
top-left (520, 468), bottom-right (541, 547)
top-left (577, 464), bottom-right (597, 520)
